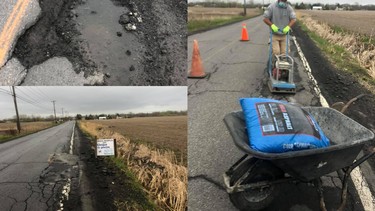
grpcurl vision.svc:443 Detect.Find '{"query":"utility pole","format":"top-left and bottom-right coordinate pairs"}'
top-left (62, 108), bottom-right (64, 118)
top-left (52, 100), bottom-right (56, 123)
top-left (244, 0), bottom-right (247, 16)
top-left (12, 86), bottom-right (21, 133)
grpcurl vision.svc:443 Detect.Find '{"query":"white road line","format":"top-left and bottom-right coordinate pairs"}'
top-left (69, 122), bottom-right (75, 155)
top-left (58, 178), bottom-right (71, 211)
top-left (58, 122), bottom-right (76, 211)
top-left (293, 36), bottom-right (375, 211)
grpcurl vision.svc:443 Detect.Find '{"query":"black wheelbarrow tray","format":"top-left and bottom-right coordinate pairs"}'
top-left (223, 107), bottom-right (375, 211)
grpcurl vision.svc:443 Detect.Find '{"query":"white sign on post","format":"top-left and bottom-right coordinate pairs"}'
top-left (96, 139), bottom-right (115, 156)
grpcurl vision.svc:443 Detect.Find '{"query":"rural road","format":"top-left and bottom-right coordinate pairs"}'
top-left (188, 15), bottom-right (373, 211)
top-left (0, 0), bottom-right (186, 86)
top-left (0, 121), bottom-right (79, 210)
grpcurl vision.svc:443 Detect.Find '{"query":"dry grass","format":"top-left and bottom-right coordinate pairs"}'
top-left (79, 121), bottom-right (187, 211)
top-left (298, 11), bottom-right (375, 79)
top-left (0, 121), bottom-right (54, 135)
top-left (188, 7), bottom-right (261, 21)
top-left (89, 116), bottom-right (187, 164)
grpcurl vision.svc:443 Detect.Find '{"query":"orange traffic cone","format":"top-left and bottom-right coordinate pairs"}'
top-left (188, 40), bottom-right (207, 78)
top-left (240, 23), bottom-right (249, 41)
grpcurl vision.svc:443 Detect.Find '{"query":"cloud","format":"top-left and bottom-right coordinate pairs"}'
top-left (0, 86), bottom-right (187, 119)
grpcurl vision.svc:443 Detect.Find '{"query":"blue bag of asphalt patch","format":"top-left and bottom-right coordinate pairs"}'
top-left (240, 98), bottom-right (330, 153)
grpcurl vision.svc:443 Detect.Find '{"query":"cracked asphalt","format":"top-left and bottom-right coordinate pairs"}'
top-left (188, 16), bottom-right (368, 211)
top-left (0, 121), bottom-right (79, 211)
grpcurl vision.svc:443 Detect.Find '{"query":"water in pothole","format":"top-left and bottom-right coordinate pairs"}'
top-left (75, 0), bottom-right (144, 85)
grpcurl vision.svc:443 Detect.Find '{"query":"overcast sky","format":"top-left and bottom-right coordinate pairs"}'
top-left (188, 0), bottom-right (374, 5)
top-left (0, 87), bottom-right (187, 120)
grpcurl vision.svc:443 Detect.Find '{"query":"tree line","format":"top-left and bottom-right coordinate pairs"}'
top-left (1, 110), bottom-right (187, 122)
top-left (188, 1), bottom-right (375, 11)
top-left (0, 115), bottom-right (57, 123)
top-left (76, 110), bottom-right (188, 120)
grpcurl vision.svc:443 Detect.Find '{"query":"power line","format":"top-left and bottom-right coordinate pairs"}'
top-left (1, 87), bottom-right (55, 119)
top-left (14, 87), bottom-right (51, 111)
top-left (0, 88), bottom-right (12, 95)
top-left (15, 87), bottom-right (42, 105)
top-left (5, 90), bottom-right (51, 112)
top-left (23, 87), bottom-right (50, 104)
top-left (35, 87), bottom-right (52, 101)
top-left (15, 93), bottom-right (50, 111)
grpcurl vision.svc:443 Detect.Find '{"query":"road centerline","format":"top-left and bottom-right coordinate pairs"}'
top-left (0, 0), bottom-right (31, 67)
top-left (0, 0), bottom-right (24, 48)
top-left (202, 39), bottom-right (238, 63)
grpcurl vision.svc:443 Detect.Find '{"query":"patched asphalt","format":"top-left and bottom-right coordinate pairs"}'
top-left (21, 57), bottom-right (104, 86)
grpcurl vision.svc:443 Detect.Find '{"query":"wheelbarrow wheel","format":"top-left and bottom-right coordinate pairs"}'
top-left (229, 158), bottom-right (284, 211)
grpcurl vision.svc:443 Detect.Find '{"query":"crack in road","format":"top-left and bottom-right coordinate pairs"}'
top-left (188, 80), bottom-right (203, 96)
top-left (0, 156), bottom-right (77, 210)
top-left (189, 89), bottom-right (249, 96)
top-left (189, 174), bottom-right (226, 191)
top-left (0, 163), bottom-right (11, 172)
top-left (220, 61), bottom-right (267, 65)
top-left (3, 194), bottom-right (17, 211)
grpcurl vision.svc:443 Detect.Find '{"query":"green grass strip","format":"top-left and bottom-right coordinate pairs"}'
top-left (188, 15), bottom-right (256, 33)
top-left (299, 21), bottom-right (375, 87)
top-left (106, 157), bottom-right (158, 211)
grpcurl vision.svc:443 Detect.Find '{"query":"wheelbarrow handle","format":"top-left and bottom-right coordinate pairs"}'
top-left (350, 149), bottom-right (375, 171)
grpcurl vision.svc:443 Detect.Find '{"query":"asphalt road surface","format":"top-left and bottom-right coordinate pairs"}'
top-left (0, 0), bottom-right (186, 86)
top-left (0, 121), bottom-right (78, 210)
top-left (188, 16), bottom-right (370, 211)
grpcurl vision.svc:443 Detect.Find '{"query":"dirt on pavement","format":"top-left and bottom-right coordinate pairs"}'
top-left (13, 0), bottom-right (187, 85)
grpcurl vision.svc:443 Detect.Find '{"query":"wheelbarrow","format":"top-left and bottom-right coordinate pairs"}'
top-left (223, 106), bottom-right (375, 210)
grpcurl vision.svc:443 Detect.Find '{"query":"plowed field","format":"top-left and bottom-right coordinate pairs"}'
top-left (299, 10), bottom-right (375, 36)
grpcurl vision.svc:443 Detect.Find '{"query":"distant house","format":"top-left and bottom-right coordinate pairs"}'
top-left (99, 117), bottom-right (107, 120)
top-left (312, 6), bottom-right (323, 10)
top-left (116, 116), bottom-right (122, 119)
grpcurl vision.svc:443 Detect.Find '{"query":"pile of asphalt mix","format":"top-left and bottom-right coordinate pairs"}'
top-left (12, 0), bottom-right (187, 85)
